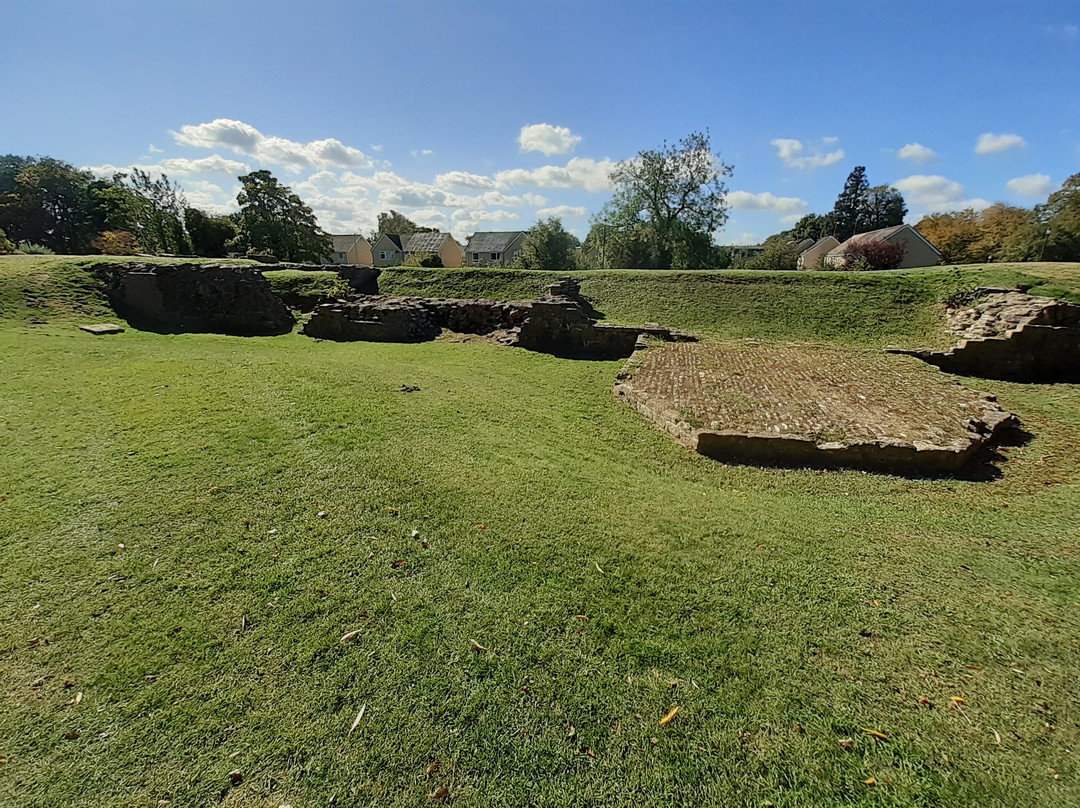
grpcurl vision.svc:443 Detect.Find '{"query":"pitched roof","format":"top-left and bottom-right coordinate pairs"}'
top-left (465, 231), bottom-right (527, 253)
top-left (331, 234), bottom-right (367, 253)
top-left (800, 235), bottom-right (840, 255)
top-left (829, 225), bottom-right (910, 254)
top-left (402, 232), bottom-right (451, 253)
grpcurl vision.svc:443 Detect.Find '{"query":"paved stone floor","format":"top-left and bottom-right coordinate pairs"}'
top-left (615, 340), bottom-right (1017, 473)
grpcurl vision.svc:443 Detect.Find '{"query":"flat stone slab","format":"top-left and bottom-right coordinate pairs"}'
top-left (615, 340), bottom-right (1018, 475)
top-left (79, 323), bottom-right (125, 335)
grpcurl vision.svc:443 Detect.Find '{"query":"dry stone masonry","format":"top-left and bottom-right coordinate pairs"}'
top-left (303, 278), bottom-right (694, 359)
top-left (98, 262), bottom-right (294, 336)
top-left (615, 339), bottom-right (1019, 475)
top-left (895, 288), bottom-right (1080, 381)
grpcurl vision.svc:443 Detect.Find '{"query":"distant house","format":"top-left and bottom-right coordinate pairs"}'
top-left (824, 224), bottom-right (942, 269)
top-left (329, 234), bottom-right (373, 265)
top-left (797, 236), bottom-right (840, 270)
top-left (371, 232), bottom-right (465, 268)
top-left (463, 231), bottom-right (528, 267)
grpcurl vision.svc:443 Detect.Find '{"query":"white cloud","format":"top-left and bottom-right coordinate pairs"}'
top-left (148, 143), bottom-right (164, 154)
top-left (770, 138), bottom-right (845, 169)
top-left (535, 205), bottom-right (588, 218)
top-left (780, 214), bottom-right (803, 226)
top-left (975, 132), bottom-right (1026, 154)
top-left (893, 174), bottom-right (992, 213)
top-left (434, 171), bottom-right (498, 190)
top-left (411, 149), bottom-right (434, 157)
top-left (726, 190), bottom-right (808, 213)
top-left (83, 155), bottom-right (250, 178)
top-left (172, 118), bottom-right (378, 173)
top-left (1006, 173), bottom-right (1053, 197)
top-left (897, 142), bottom-right (937, 163)
top-left (496, 157), bottom-right (616, 192)
top-left (182, 180), bottom-right (240, 216)
top-left (518, 123), bottom-right (582, 156)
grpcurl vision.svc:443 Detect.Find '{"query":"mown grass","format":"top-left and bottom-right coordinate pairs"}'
top-left (1, 256), bottom-right (1079, 807)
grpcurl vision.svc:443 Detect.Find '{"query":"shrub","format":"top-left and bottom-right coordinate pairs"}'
top-left (0, 228), bottom-right (16, 255)
top-left (91, 230), bottom-right (140, 255)
top-left (17, 241), bottom-right (55, 255)
top-left (403, 251), bottom-right (443, 268)
top-left (841, 239), bottom-right (906, 271)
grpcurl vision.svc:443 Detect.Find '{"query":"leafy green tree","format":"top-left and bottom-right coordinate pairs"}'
top-left (124, 169), bottom-right (190, 254)
top-left (401, 250), bottom-right (443, 267)
top-left (0, 156), bottom-right (98, 253)
top-left (0, 227), bottom-right (15, 254)
top-left (517, 217), bottom-right (580, 269)
top-left (596, 131), bottom-right (732, 269)
top-left (232, 170), bottom-right (331, 262)
top-left (746, 230), bottom-right (800, 270)
top-left (915, 210), bottom-right (982, 263)
top-left (1036, 172), bottom-right (1080, 261)
top-left (831, 166), bottom-right (869, 242)
top-left (184, 207), bottom-right (237, 257)
top-left (370, 210), bottom-right (436, 243)
top-left (791, 212), bottom-right (835, 242)
top-left (860, 185), bottom-right (907, 232)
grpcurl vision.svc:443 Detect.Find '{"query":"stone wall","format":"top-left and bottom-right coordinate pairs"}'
top-left (98, 263), bottom-right (294, 336)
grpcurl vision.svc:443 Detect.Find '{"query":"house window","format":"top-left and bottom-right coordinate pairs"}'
top-left (337, 252), bottom-right (347, 262)
top-left (491, 253), bottom-right (501, 261)
top-left (472, 253), bottom-right (479, 261)
top-left (513, 251), bottom-right (519, 260)
top-left (380, 251), bottom-right (395, 260)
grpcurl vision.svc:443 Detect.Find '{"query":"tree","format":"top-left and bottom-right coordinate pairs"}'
top-left (401, 250), bottom-right (443, 267)
top-left (517, 217), bottom-right (580, 269)
top-left (370, 210), bottom-right (436, 243)
top-left (746, 230), bottom-right (801, 270)
top-left (0, 227), bottom-right (15, 254)
top-left (831, 166), bottom-right (869, 242)
top-left (976, 203), bottom-right (1037, 261)
top-left (596, 131), bottom-right (732, 269)
top-left (232, 170), bottom-right (331, 262)
top-left (124, 169), bottom-right (190, 254)
top-left (185, 207), bottom-right (237, 257)
top-left (842, 239), bottom-right (906, 271)
top-left (915, 210), bottom-right (982, 263)
top-left (0, 156), bottom-right (99, 253)
top-left (1036, 172), bottom-right (1080, 262)
top-left (91, 230), bottom-right (139, 255)
top-left (791, 212), bottom-right (835, 242)
top-left (860, 185), bottom-right (907, 232)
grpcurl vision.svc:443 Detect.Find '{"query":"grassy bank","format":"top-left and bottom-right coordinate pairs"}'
top-left (1, 256), bottom-right (1079, 806)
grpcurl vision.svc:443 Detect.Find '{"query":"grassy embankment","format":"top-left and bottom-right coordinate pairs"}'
top-left (2, 255), bottom-right (1079, 807)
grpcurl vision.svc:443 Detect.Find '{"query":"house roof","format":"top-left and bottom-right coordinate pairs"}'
top-left (403, 232), bottom-right (451, 253)
top-left (331, 234), bottom-right (367, 253)
top-left (800, 235), bottom-right (840, 255)
top-left (829, 225), bottom-right (913, 255)
top-left (465, 231), bottom-right (527, 253)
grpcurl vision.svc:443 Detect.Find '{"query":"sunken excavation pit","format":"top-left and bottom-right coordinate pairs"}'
top-left (894, 287), bottom-right (1080, 382)
top-left (615, 339), bottom-right (1020, 476)
top-left (302, 277), bottom-right (696, 360)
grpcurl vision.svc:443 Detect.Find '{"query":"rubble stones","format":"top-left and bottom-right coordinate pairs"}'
top-left (896, 288), bottom-right (1080, 381)
top-left (615, 340), bottom-right (1019, 476)
top-left (98, 263), bottom-right (293, 336)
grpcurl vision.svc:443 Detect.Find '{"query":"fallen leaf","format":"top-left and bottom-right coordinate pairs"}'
top-left (659, 706), bottom-right (680, 726)
top-left (117, 543), bottom-right (125, 550)
top-left (950, 696), bottom-right (966, 705)
top-left (427, 787), bottom-right (449, 800)
top-left (348, 704), bottom-right (367, 736)
top-left (317, 511), bottom-right (328, 519)
top-left (390, 560), bottom-right (406, 569)
top-left (229, 770), bottom-right (243, 786)
top-left (918, 696), bottom-right (931, 706)
top-left (476, 524), bottom-right (485, 530)
top-left (74, 692), bottom-right (83, 705)
top-left (991, 728), bottom-right (1002, 745)
top-left (63, 730), bottom-right (80, 740)
top-left (412, 529), bottom-right (421, 538)
top-left (838, 738), bottom-right (855, 749)
top-left (649, 737), bottom-right (658, 746)
top-left (470, 639), bottom-right (488, 653)
top-left (580, 746), bottom-right (595, 757)
top-left (794, 723), bottom-right (805, 734)
top-left (865, 776), bottom-right (876, 786)
top-left (574, 615), bottom-right (588, 621)
top-left (966, 664), bottom-right (982, 671)
top-left (340, 630), bottom-right (362, 644)
top-left (229, 751), bottom-right (241, 760)
top-left (425, 762), bottom-right (439, 775)
top-left (860, 728), bottom-right (888, 741)
top-left (421, 541), bottom-right (430, 549)
top-left (386, 507), bottom-right (399, 515)
top-left (594, 562), bottom-right (605, 575)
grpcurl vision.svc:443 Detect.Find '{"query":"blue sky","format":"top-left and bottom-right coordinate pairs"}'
top-left (3, 0), bottom-right (1078, 244)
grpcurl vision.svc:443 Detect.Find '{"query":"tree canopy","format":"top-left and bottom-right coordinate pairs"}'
top-left (517, 217), bottom-right (580, 270)
top-left (370, 210), bottom-right (437, 243)
top-left (231, 170), bottom-right (331, 262)
top-left (594, 131), bottom-right (732, 269)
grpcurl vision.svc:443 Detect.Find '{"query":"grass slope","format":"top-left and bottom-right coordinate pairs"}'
top-left (1, 256), bottom-right (1079, 807)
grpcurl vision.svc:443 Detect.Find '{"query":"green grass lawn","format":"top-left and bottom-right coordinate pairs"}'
top-left (2, 256), bottom-right (1079, 807)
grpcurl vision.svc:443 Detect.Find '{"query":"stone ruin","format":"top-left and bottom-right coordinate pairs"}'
top-left (615, 340), bottom-right (1019, 476)
top-left (97, 262), bottom-right (294, 336)
top-left (894, 287), bottom-right (1080, 382)
top-left (303, 277), bottom-right (695, 360)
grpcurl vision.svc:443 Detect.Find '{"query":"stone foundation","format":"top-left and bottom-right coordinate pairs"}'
top-left (896, 288), bottom-right (1080, 382)
top-left (302, 277), bottom-right (694, 359)
top-left (615, 340), bottom-right (1019, 476)
top-left (98, 263), bottom-right (294, 336)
